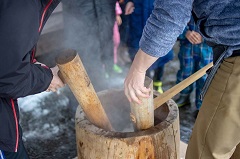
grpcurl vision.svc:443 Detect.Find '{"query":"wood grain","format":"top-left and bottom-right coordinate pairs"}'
top-left (56, 49), bottom-right (113, 131)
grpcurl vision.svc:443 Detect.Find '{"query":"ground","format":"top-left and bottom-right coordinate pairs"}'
top-left (19, 42), bottom-right (197, 158)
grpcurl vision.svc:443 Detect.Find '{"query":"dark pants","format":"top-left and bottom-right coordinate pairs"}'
top-left (0, 140), bottom-right (29, 159)
top-left (62, 0), bottom-right (115, 91)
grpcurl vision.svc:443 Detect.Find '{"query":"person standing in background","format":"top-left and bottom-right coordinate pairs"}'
top-left (118, 0), bottom-right (130, 48)
top-left (175, 16), bottom-right (213, 116)
top-left (62, 0), bottom-right (116, 90)
top-left (125, 0), bottom-right (174, 93)
top-left (112, 1), bottom-right (123, 74)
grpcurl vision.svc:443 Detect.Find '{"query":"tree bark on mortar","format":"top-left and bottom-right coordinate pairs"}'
top-left (130, 76), bottom-right (154, 131)
top-left (56, 49), bottom-right (113, 131)
top-left (76, 89), bottom-right (180, 159)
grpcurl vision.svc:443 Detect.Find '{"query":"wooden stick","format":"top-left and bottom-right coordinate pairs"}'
top-left (154, 62), bottom-right (213, 110)
top-left (56, 49), bottom-right (113, 131)
top-left (130, 77), bottom-right (154, 131)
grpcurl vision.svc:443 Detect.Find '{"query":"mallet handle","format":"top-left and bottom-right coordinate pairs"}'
top-left (154, 62), bottom-right (213, 109)
top-left (56, 49), bottom-right (113, 131)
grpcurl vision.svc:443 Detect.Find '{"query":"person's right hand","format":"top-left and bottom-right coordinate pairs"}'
top-left (124, 49), bottom-right (157, 104)
top-left (185, 30), bottom-right (203, 44)
top-left (124, 64), bottom-right (150, 104)
top-left (46, 66), bottom-right (65, 92)
top-left (125, 2), bottom-right (134, 15)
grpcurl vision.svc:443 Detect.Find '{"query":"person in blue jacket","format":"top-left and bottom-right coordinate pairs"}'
top-left (125, 0), bottom-right (174, 93)
top-left (124, 0), bottom-right (240, 158)
top-left (175, 16), bottom-right (213, 112)
top-left (0, 0), bottom-right (64, 158)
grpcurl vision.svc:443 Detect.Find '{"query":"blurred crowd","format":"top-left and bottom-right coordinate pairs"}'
top-left (62, 0), bottom-right (213, 115)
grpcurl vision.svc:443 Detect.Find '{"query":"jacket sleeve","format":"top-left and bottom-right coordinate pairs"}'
top-left (178, 26), bottom-right (189, 40)
top-left (0, 53), bottom-right (53, 99)
top-left (0, 27), bottom-right (53, 99)
top-left (139, 0), bottom-right (193, 57)
top-left (0, 0), bottom-right (55, 99)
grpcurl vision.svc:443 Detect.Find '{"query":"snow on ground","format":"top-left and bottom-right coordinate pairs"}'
top-left (18, 87), bottom-right (77, 159)
top-left (18, 89), bottom-right (70, 138)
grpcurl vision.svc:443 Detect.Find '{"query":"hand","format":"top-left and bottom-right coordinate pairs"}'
top-left (46, 66), bottom-right (65, 92)
top-left (124, 66), bottom-right (151, 104)
top-left (124, 49), bottom-right (157, 104)
top-left (116, 15), bottom-right (122, 25)
top-left (125, 2), bottom-right (134, 15)
top-left (185, 30), bottom-right (203, 44)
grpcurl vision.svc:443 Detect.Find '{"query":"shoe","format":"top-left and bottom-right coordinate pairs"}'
top-left (175, 95), bottom-right (190, 107)
top-left (105, 72), bottom-right (109, 79)
top-left (113, 64), bottom-right (123, 73)
top-left (153, 81), bottom-right (163, 94)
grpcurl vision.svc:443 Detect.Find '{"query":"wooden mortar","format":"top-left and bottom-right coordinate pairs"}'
top-left (75, 89), bottom-right (180, 159)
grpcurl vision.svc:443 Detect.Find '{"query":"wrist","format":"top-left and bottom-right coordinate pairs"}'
top-left (132, 49), bottom-right (158, 73)
top-left (132, 57), bottom-right (147, 74)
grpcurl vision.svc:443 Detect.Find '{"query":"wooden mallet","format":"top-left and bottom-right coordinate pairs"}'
top-left (55, 49), bottom-right (113, 131)
top-left (130, 62), bottom-right (213, 131)
top-left (154, 62), bottom-right (213, 110)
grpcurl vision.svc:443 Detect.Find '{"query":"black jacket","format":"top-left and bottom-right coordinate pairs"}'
top-left (0, 0), bottom-right (60, 152)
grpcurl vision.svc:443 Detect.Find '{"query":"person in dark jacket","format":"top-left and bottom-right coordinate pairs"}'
top-left (0, 0), bottom-right (64, 158)
top-left (124, 0), bottom-right (240, 158)
top-left (125, 0), bottom-right (174, 93)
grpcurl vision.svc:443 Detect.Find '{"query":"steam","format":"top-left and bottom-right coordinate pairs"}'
top-left (59, 1), bottom-right (133, 132)
top-left (61, 0), bottom-right (119, 92)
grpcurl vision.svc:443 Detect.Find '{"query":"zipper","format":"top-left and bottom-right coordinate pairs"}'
top-left (38, 0), bottom-right (53, 32)
top-left (31, 47), bottom-right (36, 63)
top-left (9, 0), bottom-right (54, 153)
top-left (36, 0), bottom-right (53, 67)
top-left (10, 99), bottom-right (19, 152)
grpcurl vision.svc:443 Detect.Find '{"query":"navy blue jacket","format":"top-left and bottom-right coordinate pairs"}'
top-left (127, 0), bottom-right (173, 69)
top-left (127, 0), bottom-right (155, 49)
top-left (0, 0), bottom-right (60, 152)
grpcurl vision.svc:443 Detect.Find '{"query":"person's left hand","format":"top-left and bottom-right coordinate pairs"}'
top-left (125, 2), bottom-right (134, 15)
